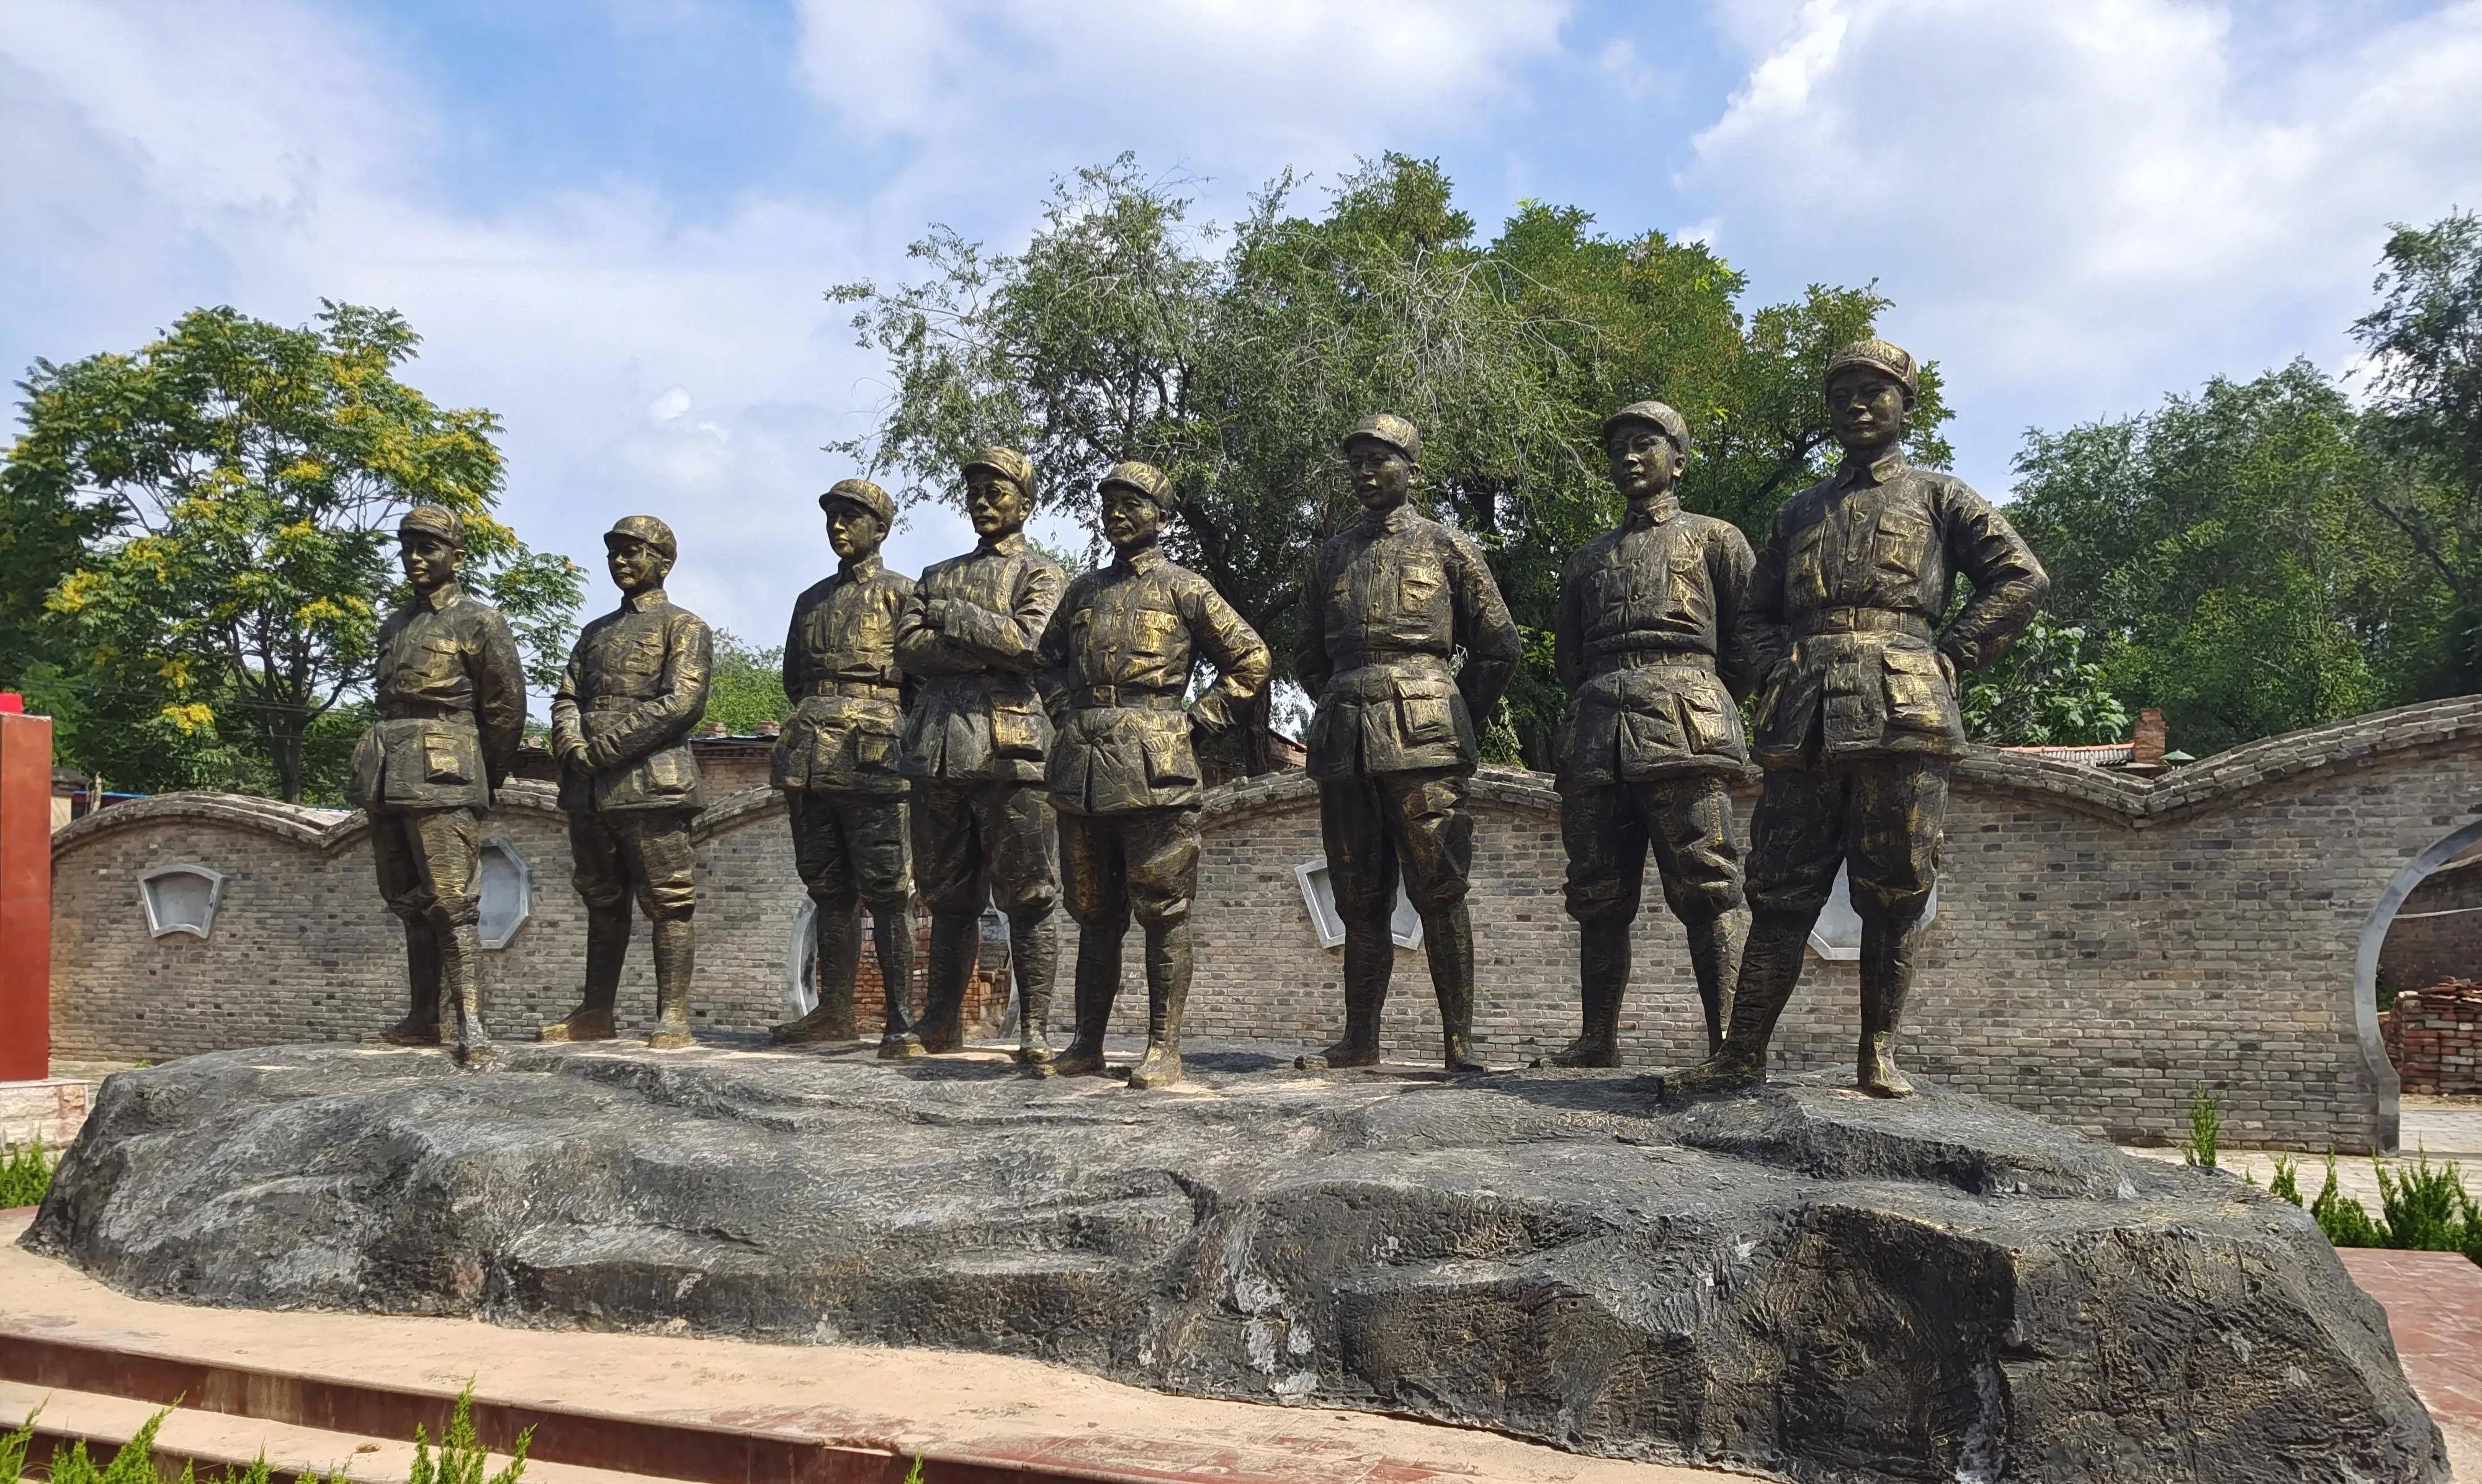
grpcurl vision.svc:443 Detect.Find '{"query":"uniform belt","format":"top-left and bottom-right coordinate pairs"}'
top-left (1073, 685), bottom-right (1185, 711)
top-left (1331, 653), bottom-right (1456, 682)
top-left (1791, 607), bottom-right (1935, 641)
top-left (583, 697), bottom-right (650, 712)
top-left (378, 702), bottom-right (477, 723)
top-left (811, 679), bottom-right (898, 700)
top-left (1585, 649), bottom-right (1715, 679)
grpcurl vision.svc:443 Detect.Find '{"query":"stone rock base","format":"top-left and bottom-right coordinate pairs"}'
top-left (22, 1042), bottom-right (2449, 1483)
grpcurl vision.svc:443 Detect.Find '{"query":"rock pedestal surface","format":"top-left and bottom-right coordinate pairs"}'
top-left (24, 1043), bottom-right (2448, 1483)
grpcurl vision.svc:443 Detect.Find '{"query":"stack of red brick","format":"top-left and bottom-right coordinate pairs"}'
top-left (2383, 980), bottom-right (2482, 1093)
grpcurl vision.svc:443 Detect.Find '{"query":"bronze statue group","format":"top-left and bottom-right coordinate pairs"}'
top-left (350, 337), bottom-right (2046, 1098)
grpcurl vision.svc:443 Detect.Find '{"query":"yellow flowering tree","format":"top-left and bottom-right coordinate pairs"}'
top-left (3, 303), bottom-right (582, 802)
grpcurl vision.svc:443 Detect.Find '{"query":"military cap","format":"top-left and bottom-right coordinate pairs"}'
top-left (1098, 459), bottom-right (1180, 514)
top-left (961, 446), bottom-right (1036, 496)
top-left (603, 514), bottom-right (678, 560)
top-left (1601, 399), bottom-right (1691, 453)
top-left (820, 478), bottom-right (895, 524)
top-left (1340, 411), bottom-right (1422, 464)
top-left (397, 504), bottom-right (464, 543)
top-left (1825, 337), bottom-right (1919, 400)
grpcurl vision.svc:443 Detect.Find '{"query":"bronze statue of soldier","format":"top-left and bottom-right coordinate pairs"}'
top-left (349, 504), bottom-right (527, 1063)
top-left (540, 515), bottom-right (715, 1050)
top-left (895, 447), bottom-right (1067, 1062)
top-left (1552, 400), bottom-right (1757, 1066)
top-left (1669, 340), bottom-right (2048, 1098)
top-left (769, 478), bottom-right (924, 1058)
top-left (1295, 413), bottom-right (1521, 1073)
top-left (1038, 461), bottom-right (1270, 1088)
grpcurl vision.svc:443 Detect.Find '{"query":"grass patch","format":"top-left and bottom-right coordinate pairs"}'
top-left (2181, 1086), bottom-right (2221, 1169)
top-left (0, 1141), bottom-right (55, 1208)
top-left (2, 1386), bottom-right (528, 1484)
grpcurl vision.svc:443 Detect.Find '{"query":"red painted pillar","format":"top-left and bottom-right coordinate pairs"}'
top-left (0, 707), bottom-right (53, 1080)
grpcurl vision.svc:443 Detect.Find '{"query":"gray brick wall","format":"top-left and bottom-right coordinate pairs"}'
top-left (51, 698), bottom-right (2482, 1153)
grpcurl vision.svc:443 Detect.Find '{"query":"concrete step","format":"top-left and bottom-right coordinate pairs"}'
top-left (0, 1379), bottom-right (658, 1484)
top-left (0, 1212), bottom-right (1748, 1484)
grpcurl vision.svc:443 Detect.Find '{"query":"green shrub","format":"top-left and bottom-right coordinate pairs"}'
top-left (2268, 1153), bottom-right (2304, 1206)
top-left (4, 1387), bottom-right (524, 1484)
top-left (2182, 1086), bottom-right (2221, 1168)
top-left (0, 1141), bottom-right (55, 1208)
top-left (2312, 1151), bottom-right (2389, 1247)
top-left (2377, 1154), bottom-right (2476, 1252)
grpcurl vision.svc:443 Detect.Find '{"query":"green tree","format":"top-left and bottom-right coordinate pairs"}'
top-left (1958, 612), bottom-right (2130, 746)
top-left (831, 154), bottom-right (1937, 769)
top-left (2008, 361), bottom-right (2444, 755)
top-left (703, 631), bottom-right (792, 735)
top-left (2353, 209), bottom-right (2482, 693)
top-left (2, 303), bottom-right (584, 802)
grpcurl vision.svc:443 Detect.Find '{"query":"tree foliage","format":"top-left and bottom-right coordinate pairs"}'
top-left (831, 154), bottom-right (1943, 768)
top-left (2008, 360), bottom-right (2450, 756)
top-left (1958, 612), bottom-right (2128, 746)
top-left (2, 303), bottom-right (583, 802)
top-left (703, 631), bottom-right (793, 735)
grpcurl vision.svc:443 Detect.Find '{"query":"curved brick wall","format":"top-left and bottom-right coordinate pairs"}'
top-left (50, 697), bottom-right (2482, 1151)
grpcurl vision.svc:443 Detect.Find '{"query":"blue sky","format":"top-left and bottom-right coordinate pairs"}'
top-left (6, 0), bottom-right (2481, 653)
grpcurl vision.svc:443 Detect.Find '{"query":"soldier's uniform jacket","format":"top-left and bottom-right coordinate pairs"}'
top-left (349, 582), bottom-right (527, 812)
top-left (1297, 503), bottom-right (1520, 782)
top-left (895, 530), bottom-right (1066, 785)
top-left (1038, 545), bottom-right (1271, 815)
top-left (773, 555), bottom-right (913, 798)
top-left (1553, 498), bottom-right (1760, 792)
top-left (551, 587), bottom-right (715, 813)
top-left (1748, 452), bottom-right (2047, 767)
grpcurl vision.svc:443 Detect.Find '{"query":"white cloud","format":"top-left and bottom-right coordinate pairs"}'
top-left (1687, 0), bottom-right (2482, 485)
top-left (793, 0), bottom-right (1570, 166)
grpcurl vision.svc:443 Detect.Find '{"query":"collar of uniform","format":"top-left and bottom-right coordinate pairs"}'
top-left (977, 530), bottom-right (1029, 557)
top-left (1359, 500), bottom-right (1417, 536)
top-left (1623, 494), bottom-right (1680, 530)
top-left (1113, 543), bottom-right (1167, 576)
top-left (1838, 449), bottom-right (1909, 489)
top-left (417, 581), bottom-right (465, 613)
top-left (622, 586), bottom-right (669, 614)
top-left (837, 553), bottom-right (884, 581)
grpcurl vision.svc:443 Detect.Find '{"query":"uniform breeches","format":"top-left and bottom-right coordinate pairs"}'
top-left (372, 807), bottom-right (482, 927)
top-left (1318, 767), bottom-right (1472, 924)
top-left (1561, 772), bottom-right (1744, 928)
top-left (569, 807), bottom-right (699, 921)
top-left (1060, 806), bottom-right (1201, 930)
top-left (1747, 755), bottom-right (1948, 920)
top-left (788, 789), bottom-right (912, 912)
top-left (911, 779), bottom-right (1059, 919)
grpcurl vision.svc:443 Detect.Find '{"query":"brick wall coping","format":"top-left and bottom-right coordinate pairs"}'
top-left (52, 695), bottom-right (2482, 860)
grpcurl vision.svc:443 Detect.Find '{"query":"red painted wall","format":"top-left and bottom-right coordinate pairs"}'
top-left (0, 711), bottom-right (53, 1079)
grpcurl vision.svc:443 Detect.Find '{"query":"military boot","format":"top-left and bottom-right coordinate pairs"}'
top-left (440, 918), bottom-right (494, 1066)
top-left (872, 901), bottom-right (925, 1059)
top-left (772, 898), bottom-right (860, 1044)
top-left (1298, 918), bottom-right (1391, 1070)
top-left (382, 920), bottom-right (444, 1045)
top-left (1010, 910), bottom-right (1059, 1067)
top-left (1663, 907), bottom-right (1809, 1098)
top-left (540, 908), bottom-right (627, 1042)
top-left (1858, 912), bottom-right (1921, 1097)
top-left (1127, 919), bottom-right (1191, 1090)
top-left (1046, 922), bottom-right (1120, 1078)
top-left (1551, 921), bottom-right (1626, 1067)
top-left (1684, 905), bottom-right (1749, 1057)
top-left (1426, 904), bottom-right (1489, 1073)
top-left (916, 912), bottom-right (978, 1053)
top-left (647, 917), bottom-right (696, 1049)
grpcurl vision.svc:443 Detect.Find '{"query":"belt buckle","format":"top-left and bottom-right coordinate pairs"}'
top-left (1090, 684), bottom-right (1116, 706)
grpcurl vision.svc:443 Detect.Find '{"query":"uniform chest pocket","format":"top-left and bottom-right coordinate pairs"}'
top-left (1394, 561), bottom-right (1445, 612)
top-left (1663, 547), bottom-right (1711, 617)
top-left (1787, 522), bottom-right (1830, 602)
top-left (1874, 507), bottom-right (1935, 578)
